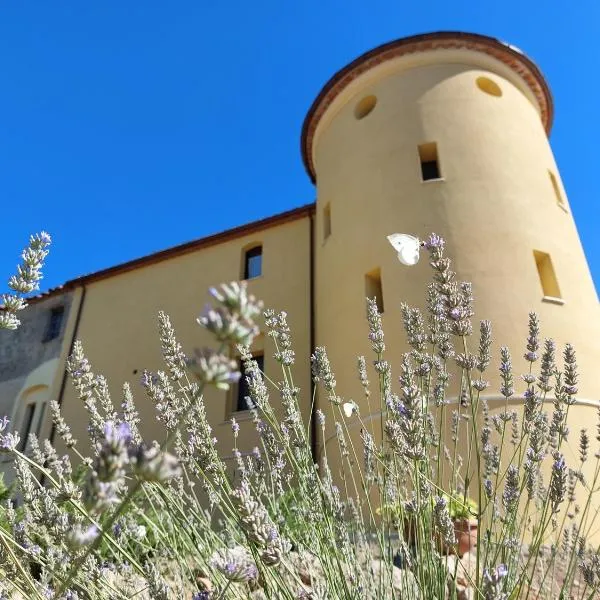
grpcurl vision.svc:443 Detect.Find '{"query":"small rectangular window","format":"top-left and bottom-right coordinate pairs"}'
top-left (418, 142), bottom-right (441, 181)
top-left (549, 170), bottom-right (565, 208)
top-left (533, 250), bottom-right (561, 299)
top-left (244, 246), bottom-right (262, 279)
top-left (236, 353), bottom-right (264, 412)
top-left (43, 306), bottom-right (64, 342)
top-left (35, 402), bottom-right (47, 437)
top-left (365, 268), bottom-right (384, 314)
top-left (323, 203), bottom-right (331, 240)
top-left (17, 403), bottom-right (36, 452)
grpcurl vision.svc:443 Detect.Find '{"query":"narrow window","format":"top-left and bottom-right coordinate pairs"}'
top-left (236, 353), bottom-right (264, 412)
top-left (533, 251), bottom-right (561, 299)
top-left (365, 268), bottom-right (384, 314)
top-left (549, 171), bottom-right (565, 208)
top-left (43, 306), bottom-right (64, 342)
top-left (323, 203), bottom-right (331, 240)
top-left (418, 142), bottom-right (441, 181)
top-left (17, 403), bottom-right (36, 452)
top-left (243, 246), bottom-right (262, 280)
top-left (35, 402), bottom-right (47, 436)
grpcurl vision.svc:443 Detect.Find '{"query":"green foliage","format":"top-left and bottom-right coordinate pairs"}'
top-left (0, 236), bottom-right (598, 599)
top-left (442, 492), bottom-right (477, 521)
top-left (0, 472), bottom-right (11, 503)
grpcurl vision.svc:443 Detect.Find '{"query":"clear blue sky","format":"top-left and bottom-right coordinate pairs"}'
top-left (1, 2), bottom-right (598, 296)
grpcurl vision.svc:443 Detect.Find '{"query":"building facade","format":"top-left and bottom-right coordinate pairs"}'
top-left (1, 206), bottom-right (315, 484)
top-left (1, 33), bottom-right (599, 493)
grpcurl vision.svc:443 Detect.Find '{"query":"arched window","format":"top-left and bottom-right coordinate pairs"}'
top-left (243, 245), bottom-right (263, 280)
top-left (13, 385), bottom-right (48, 452)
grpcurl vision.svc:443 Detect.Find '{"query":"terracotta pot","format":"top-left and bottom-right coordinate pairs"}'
top-left (450, 518), bottom-right (478, 556)
top-left (402, 517), bottom-right (478, 556)
top-left (401, 518), bottom-right (450, 551)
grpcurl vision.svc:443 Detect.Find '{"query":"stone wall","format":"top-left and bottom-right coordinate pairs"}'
top-left (0, 292), bottom-right (73, 418)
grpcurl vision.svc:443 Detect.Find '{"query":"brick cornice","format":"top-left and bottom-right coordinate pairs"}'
top-left (301, 31), bottom-right (553, 183)
top-left (27, 203), bottom-right (316, 303)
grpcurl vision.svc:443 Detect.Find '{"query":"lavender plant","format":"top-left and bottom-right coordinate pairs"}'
top-left (1, 232), bottom-right (51, 330)
top-left (0, 236), bottom-right (599, 599)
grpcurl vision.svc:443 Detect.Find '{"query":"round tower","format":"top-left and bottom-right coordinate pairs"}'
top-left (303, 32), bottom-right (600, 458)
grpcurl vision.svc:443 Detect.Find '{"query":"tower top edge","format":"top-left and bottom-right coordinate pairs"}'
top-left (300, 31), bottom-right (553, 183)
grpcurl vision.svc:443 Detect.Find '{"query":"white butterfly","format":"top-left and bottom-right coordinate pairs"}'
top-left (386, 233), bottom-right (421, 266)
top-left (342, 402), bottom-right (358, 418)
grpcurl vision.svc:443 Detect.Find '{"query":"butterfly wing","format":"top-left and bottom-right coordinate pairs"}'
top-left (386, 233), bottom-right (420, 265)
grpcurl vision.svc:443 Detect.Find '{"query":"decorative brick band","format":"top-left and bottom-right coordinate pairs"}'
top-left (301, 31), bottom-right (553, 183)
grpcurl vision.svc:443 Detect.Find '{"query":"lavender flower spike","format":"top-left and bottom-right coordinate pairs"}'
top-left (132, 443), bottom-right (182, 483)
top-left (1, 231), bottom-right (51, 330)
top-left (433, 496), bottom-right (456, 546)
top-left (0, 431), bottom-right (20, 453)
top-left (210, 546), bottom-right (258, 583)
top-left (423, 233), bottom-right (445, 250)
top-left (482, 564), bottom-right (508, 600)
top-left (198, 282), bottom-right (263, 346)
top-left (104, 421), bottom-right (132, 446)
top-left (186, 348), bottom-right (240, 390)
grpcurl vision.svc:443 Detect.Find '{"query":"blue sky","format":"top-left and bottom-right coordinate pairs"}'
top-left (1, 2), bottom-right (598, 296)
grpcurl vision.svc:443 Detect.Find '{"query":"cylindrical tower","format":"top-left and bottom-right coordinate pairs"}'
top-left (303, 32), bottom-right (599, 461)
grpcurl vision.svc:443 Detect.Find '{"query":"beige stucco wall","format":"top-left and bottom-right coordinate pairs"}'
top-left (56, 217), bottom-right (313, 463)
top-left (311, 48), bottom-right (600, 461)
top-left (3, 39), bottom-right (598, 547)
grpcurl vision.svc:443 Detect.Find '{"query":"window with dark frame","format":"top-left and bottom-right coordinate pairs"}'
top-left (323, 203), bottom-right (332, 240)
top-left (365, 268), bottom-right (384, 314)
top-left (35, 402), bottom-right (47, 437)
top-left (17, 403), bottom-right (36, 452)
top-left (236, 353), bottom-right (264, 412)
top-left (244, 246), bottom-right (263, 280)
top-left (418, 142), bottom-right (441, 181)
top-left (44, 306), bottom-right (64, 342)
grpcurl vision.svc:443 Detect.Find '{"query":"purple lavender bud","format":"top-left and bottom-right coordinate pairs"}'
top-left (104, 421), bottom-right (132, 446)
top-left (132, 444), bottom-right (181, 483)
top-left (210, 546), bottom-right (258, 583)
top-left (449, 307), bottom-right (462, 321)
top-left (113, 522), bottom-right (123, 538)
top-left (424, 233), bottom-right (445, 250)
top-left (0, 431), bottom-right (20, 452)
top-left (316, 409), bottom-right (325, 426)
